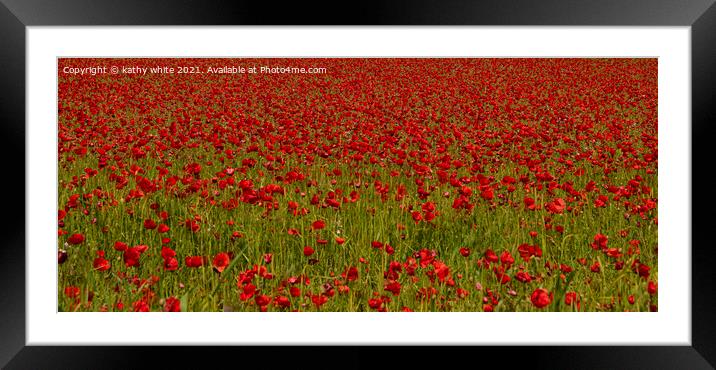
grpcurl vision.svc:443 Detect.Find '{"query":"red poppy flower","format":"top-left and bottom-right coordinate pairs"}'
top-left (524, 197), bottom-right (536, 210)
top-left (303, 246), bottom-right (315, 256)
top-left (493, 267), bottom-right (511, 284)
top-left (113, 241), bottom-right (128, 251)
top-left (255, 294), bottom-right (271, 307)
top-left (212, 252), bottom-right (231, 273)
top-left (515, 271), bottom-right (532, 283)
top-left (530, 288), bottom-right (552, 308)
top-left (591, 233), bottom-right (608, 250)
top-left (161, 246), bottom-right (176, 259)
top-left (368, 298), bottom-right (382, 309)
top-left (564, 292), bottom-right (578, 306)
top-left (123, 246), bottom-right (146, 267)
top-left (311, 220), bottom-right (326, 230)
top-left (93, 254), bottom-right (111, 272)
top-left (637, 263), bottom-right (651, 279)
top-left (433, 261), bottom-right (450, 283)
top-left (185, 256), bottom-right (204, 267)
top-left (58, 249), bottom-right (68, 264)
top-left (459, 247), bottom-right (471, 257)
top-left (64, 286), bottom-right (80, 298)
top-left (133, 300), bottom-right (150, 312)
top-left (239, 284), bottom-right (256, 301)
top-left (164, 297), bottom-right (181, 312)
top-left (345, 266), bottom-right (359, 282)
top-left (311, 294), bottom-right (328, 308)
top-left (456, 288), bottom-right (469, 298)
top-left (485, 249), bottom-right (498, 263)
top-left (606, 248), bottom-right (622, 258)
top-left (164, 257), bottom-right (178, 271)
top-left (144, 219), bottom-right (157, 230)
top-left (614, 260), bottom-right (625, 270)
top-left (518, 243), bottom-right (542, 262)
top-left (384, 281), bottom-right (401, 296)
top-left (275, 296), bottom-right (291, 308)
top-left (500, 250), bottom-right (515, 267)
top-left (549, 198), bottom-right (566, 214)
top-left (68, 233), bottom-right (85, 245)
top-left (157, 224), bottom-right (170, 233)
top-left (594, 195), bottom-right (609, 208)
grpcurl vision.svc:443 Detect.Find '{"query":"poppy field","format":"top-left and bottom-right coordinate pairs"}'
top-left (58, 58), bottom-right (658, 312)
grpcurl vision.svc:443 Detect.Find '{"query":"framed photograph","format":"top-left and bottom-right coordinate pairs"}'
top-left (2, 0), bottom-right (715, 368)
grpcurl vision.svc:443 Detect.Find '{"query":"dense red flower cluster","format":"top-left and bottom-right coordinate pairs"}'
top-left (57, 58), bottom-right (657, 312)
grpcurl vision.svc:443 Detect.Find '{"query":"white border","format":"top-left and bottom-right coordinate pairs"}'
top-left (27, 27), bottom-right (690, 345)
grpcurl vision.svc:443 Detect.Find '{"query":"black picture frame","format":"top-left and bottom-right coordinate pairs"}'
top-left (2, 0), bottom-right (715, 368)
